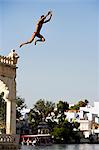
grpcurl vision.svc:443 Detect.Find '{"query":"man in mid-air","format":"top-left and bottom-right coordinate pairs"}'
top-left (20, 11), bottom-right (52, 48)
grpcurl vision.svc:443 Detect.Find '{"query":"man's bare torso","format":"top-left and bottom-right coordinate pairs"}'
top-left (35, 18), bottom-right (44, 33)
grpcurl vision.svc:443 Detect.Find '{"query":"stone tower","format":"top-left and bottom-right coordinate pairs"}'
top-left (0, 50), bottom-right (19, 134)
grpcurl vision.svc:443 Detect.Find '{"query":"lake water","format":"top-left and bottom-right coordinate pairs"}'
top-left (19, 144), bottom-right (99, 150)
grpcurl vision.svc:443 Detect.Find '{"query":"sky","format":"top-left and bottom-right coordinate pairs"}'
top-left (0, 0), bottom-right (99, 108)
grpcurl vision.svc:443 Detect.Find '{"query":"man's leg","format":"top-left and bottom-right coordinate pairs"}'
top-left (35, 34), bottom-right (45, 45)
top-left (20, 33), bottom-right (35, 48)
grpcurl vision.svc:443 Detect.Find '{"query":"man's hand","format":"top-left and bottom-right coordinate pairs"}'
top-left (48, 11), bottom-right (52, 15)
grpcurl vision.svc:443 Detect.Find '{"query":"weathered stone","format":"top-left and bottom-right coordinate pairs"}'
top-left (0, 50), bottom-right (19, 134)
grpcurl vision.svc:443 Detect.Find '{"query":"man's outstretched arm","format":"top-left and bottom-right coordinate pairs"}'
top-left (39, 11), bottom-right (52, 22)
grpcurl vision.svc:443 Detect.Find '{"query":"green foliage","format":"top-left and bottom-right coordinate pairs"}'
top-left (78, 100), bottom-right (87, 107)
top-left (55, 101), bottom-right (69, 123)
top-left (0, 92), bottom-right (6, 131)
top-left (34, 99), bottom-right (55, 121)
top-left (70, 100), bottom-right (88, 110)
top-left (28, 99), bottom-right (55, 133)
top-left (57, 101), bottom-right (69, 113)
top-left (20, 98), bottom-right (86, 143)
top-left (0, 92), bottom-right (6, 122)
top-left (51, 120), bottom-right (80, 143)
top-left (51, 120), bottom-right (79, 143)
top-left (28, 109), bottom-right (41, 134)
top-left (84, 99), bottom-right (89, 105)
top-left (16, 96), bottom-right (26, 110)
top-left (16, 96), bottom-right (27, 119)
top-left (29, 109), bottom-right (41, 124)
top-left (70, 105), bottom-right (79, 110)
top-left (72, 122), bottom-right (80, 129)
top-left (0, 94), bottom-right (27, 121)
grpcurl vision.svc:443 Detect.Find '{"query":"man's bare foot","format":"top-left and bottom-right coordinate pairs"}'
top-left (34, 41), bottom-right (37, 45)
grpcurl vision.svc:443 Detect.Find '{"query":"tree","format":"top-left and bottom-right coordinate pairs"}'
top-left (0, 92), bottom-right (6, 132)
top-left (28, 109), bottom-right (41, 134)
top-left (28, 99), bottom-right (55, 134)
top-left (57, 101), bottom-right (69, 113)
top-left (72, 122), bottom-right (80, 129)
top-left (78, 100), bottom-right (87, 107)
top-left (84, 99), bottom-right (89, 105)
top-left (51, 120), bottom-right (74, 143)
top-left (70, 104), bottom-right (79, 110)
top-left (16, 96), bottom-right (27, 119)
top-left (56, 101), bottom-right (69, 122)
top-left (51, 120), bottom-right (80, 144)
top-left (34, 99), bottom-right (55, 121)
top-left (70, 100), bottom-right (88, 110)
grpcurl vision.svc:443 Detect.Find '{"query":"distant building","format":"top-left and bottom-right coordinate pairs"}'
top-left (64, 110), bottom-right (80, 122)
top-left (79, 102), bottom-right (99, 139)
top-left (63, 102), bottom-right (99, 140)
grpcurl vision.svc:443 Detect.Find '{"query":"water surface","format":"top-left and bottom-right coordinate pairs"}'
top-left (20, 144), bottom-right (99, 150)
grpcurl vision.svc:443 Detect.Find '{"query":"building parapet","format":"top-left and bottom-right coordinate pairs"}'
top-left (0, 56), bottom-right (14, 65)
top-left (0, 49), bottom-right (19, 66)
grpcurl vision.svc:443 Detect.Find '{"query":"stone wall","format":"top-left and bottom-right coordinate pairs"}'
top-left (0, 51), bottom-right (19, 134)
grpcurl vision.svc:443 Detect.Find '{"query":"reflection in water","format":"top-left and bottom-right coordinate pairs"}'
top-left (20, 144), bottom-right (99, 150)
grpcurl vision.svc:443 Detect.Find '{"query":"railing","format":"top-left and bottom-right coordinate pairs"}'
top-left (0, 134), bottom-right (19, 144)
top-left (0, 134), bottom-right (20, 149)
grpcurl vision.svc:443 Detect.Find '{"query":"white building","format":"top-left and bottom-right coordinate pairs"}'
top-left (79, 102), bottom-right (99, 123)
top-left (64, 110), bottom-right (80, 122)
top-left (63, 102), bottom-right (99, 138)
top-left (79, 102), bottom-right (99, 138)
top-left (20, 108), bottom-right (30, 119)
